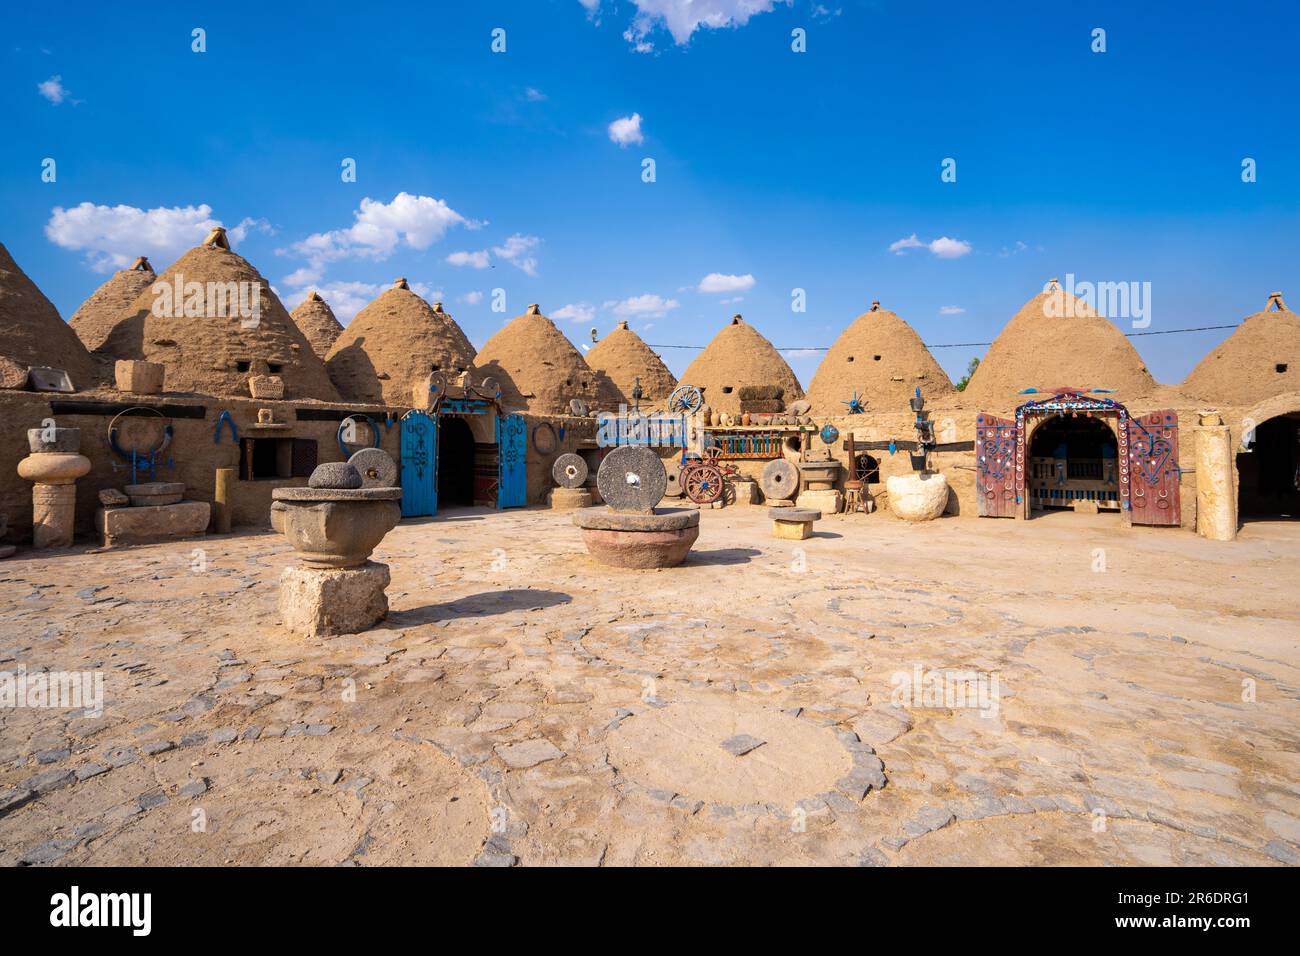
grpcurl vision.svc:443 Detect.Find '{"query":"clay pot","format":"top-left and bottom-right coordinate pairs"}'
top-left (271, 488), bottom-right (402, 568)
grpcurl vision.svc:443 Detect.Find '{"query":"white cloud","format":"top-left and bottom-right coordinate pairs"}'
top-left (554, 302), bottom-right (597, 324)
top-left (608, 293), bottom-right (680, 319)
top-left (446, 249), bottom-right (490, 269)
top-left (697, 272), bottom-right (755, 294)
top-left (228, 217), bottom-right (275, 245)
top-left (888, 233), bottom-right (973, 259)
top-left (608, 113), bottom-right (644, 147)
top-left (999, 240), bottom-right (1029, 257)
top-left (613, 1), bottom-right (790, 50)
top-left (285, 279), bottom-right (439, 323)
top-left (524, 87), bottom-right (547, 102)
top-left (939, 305), bottom-right (966, 315)
top-left (37, 74), bottom-right (70, 104)
top-left (888, 234), bottom-right (925, 255)
top-left (459, 290), bottom-right (484, 305)
top-left (44, 202), bottom-right (237, 272)
top-left (492, 233), bottom-right (541, 276)
top-left (928, 236), bottom-right (972, 259)
top-left (288, 192), bottom-right (479, 273)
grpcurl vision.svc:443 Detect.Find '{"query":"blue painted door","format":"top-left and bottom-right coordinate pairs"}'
top-left (497, 413), bottom-right (527, 509)
top-left (400, 410), bottom-right (437, 517)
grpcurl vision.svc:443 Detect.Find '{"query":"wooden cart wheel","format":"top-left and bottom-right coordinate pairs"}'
top-left (685, 463), bottom-right (724, 504)
top-left (668, 384), bottom-right (703, 415)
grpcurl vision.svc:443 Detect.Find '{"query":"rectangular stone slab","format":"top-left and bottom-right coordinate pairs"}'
top-left (96, 501), bottom-right (210, 548)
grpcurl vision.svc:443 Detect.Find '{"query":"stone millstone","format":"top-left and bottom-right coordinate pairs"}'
top-left (770, 507), bottom-right (821, 522)
top-left (663, 459), bottom-right (684, 497)
top-left (552, 453), bottom-right (588, 489)
top-left (572, 507), bottom-right (699, 532)
top-left (124, 481), bottom-right (185, 507)
top-left (309, 462), bottom-right (363, 490)
top-left (596, 446), bottom-right (666, 514)
top-left (349, 447), bottom-right (397, 488)
top-left (761, 458), bottom-right (798, 500)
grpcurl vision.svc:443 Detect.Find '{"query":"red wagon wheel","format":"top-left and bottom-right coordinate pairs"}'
top-left (685, 463), bottom-right (724, 504)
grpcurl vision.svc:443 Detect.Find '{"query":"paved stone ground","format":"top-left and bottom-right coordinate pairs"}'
top-left (1, 505), bottom-right (1297, 866)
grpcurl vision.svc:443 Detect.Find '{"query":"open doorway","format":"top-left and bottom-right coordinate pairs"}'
top-left (1027, 414), bottom-right (1120, 514)
top-left (437, 416), bottom-right (477, 508)
top-left (1237, 413), bottom-right (1300, 519)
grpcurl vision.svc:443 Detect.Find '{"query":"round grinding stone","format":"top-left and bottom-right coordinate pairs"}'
top-left (596, 446), bottom-right (667, 514)
top-left (761, 458), bottom-right (798, 500)
top-left (348, 447), bottom-right (398, 488)
top-left (552, 453), bottom-right (588, 489)
top-left (309, 462), bottom-right (363, 490)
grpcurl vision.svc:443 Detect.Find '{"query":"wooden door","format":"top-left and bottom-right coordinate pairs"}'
top-left (1127, 410), bottom-right (1180, 526)
top-left (976, 413), bottom-right (1019, 517)
top-left (400, 410), bottom-right (437, 517)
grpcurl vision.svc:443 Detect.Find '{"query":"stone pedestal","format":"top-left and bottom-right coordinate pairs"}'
top-left (573, 507), bottom-right (700, 568)
top-left (886, 473), bottom-right (949, 522)
top-left (732, 480), bottom-right (760, 505)
top-left (17, 428), bottom-right (91, 550)
top-left (279, 561), bottom-right (391, 637)
top-left (771, 507), bottom-right (821, 540)
top-left (796, 488), bottom-right (841, 514)
top-left (124, 482), bottom-right (184, 507)
top-left (1195, 415), bottom-right (1237, 542)
top-left (549, 487), bottom-right (592, 510)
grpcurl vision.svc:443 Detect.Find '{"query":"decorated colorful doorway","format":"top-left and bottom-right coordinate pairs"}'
top-left (975, 390), bottom-right (1180, 526)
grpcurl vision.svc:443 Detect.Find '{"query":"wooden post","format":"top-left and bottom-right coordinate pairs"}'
top-left (214, 467), bottom-right (235, 533)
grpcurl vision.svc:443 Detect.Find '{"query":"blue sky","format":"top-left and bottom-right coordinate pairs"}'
top-left (3, 0), bottom-right (1297, 390)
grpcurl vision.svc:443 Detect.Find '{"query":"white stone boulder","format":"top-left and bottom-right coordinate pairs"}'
top-left (886, 473), bottom-right (949, 521)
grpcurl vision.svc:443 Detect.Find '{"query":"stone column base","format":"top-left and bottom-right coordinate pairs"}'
top-left (32, 483), bottom-right (77, 549)
top-left (279, 561), bottom-right (390, 637)
top-left (549, 487), bottom-right (593, 510)
top-left (796, 489), bottom-right (841, 514)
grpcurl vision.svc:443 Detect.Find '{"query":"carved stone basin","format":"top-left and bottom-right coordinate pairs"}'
top-left (798, 458), bottom-right (841, 490)
top-left (272, 486), bottom-right (401, 568)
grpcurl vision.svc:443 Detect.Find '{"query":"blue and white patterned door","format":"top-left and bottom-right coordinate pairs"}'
top-left (400, 410), bottom-right (437, 517)
top-left (496, 413), bottom-right (527, 509)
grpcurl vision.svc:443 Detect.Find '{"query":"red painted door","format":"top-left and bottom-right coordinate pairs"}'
top-left (1127, 410), bottom-right (1180, 526)
top-left (976, 413), bottom-right (1019, 517)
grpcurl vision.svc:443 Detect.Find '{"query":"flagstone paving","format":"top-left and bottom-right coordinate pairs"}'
top-left (1, 506), bottom-right (1296, 866)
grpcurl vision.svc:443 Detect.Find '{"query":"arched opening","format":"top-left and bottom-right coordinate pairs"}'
top-left (438, 416), bottom-right (477, 508)
top-left (854, 452), bottom-right (880, 485)
top-left (1237, 412), bottom-right (1300, 519)
top-left (1027, 414), bottom-right (1120, 515)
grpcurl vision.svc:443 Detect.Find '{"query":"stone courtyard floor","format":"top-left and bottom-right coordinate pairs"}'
top-left (1, 505), bottom-right (1298, 867)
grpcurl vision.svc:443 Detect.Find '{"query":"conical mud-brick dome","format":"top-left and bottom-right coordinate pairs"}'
top-left (0, 241), bottom-right (98, 389)
top-left (69, 256), bottom-right (157, 355)
top-left (474, 303), bottom-right (619, 414)
top-left (585, 320), bottom-right (678, 408)
top-left (963, 280), bottom-right (1154, 408)
top-left (111, 228), bottom-right (338, 399)
top-left (326, 278), bottom-right (476, 405)
top-left (678, 314), bottom-right (804, 417)
top-left (1182, 293), bottom-right (1300, 406)
top-left (291, 291), bottom-right (344, 359)
top-left (807, 301), bottom-right (953, 414)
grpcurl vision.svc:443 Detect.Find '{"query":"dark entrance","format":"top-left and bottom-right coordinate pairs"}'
top-left (1027, 414), bottom-right (1120, 514)
top-left (1237, 413), bottom-right (1300, 519)
top-left (437, 416), bottom-right (476, 507)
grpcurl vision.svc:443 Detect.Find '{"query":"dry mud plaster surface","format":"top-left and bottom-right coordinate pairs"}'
top-left (1, 507), bottom-right (1297, 867)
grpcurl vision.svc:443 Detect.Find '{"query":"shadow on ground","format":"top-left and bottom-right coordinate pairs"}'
top-left (391, 588), bottom-right (572, 624)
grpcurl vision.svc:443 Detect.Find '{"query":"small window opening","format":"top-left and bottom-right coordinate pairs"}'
top-left (847, 356), bottom-right (855, 363)
top-left (1277, 363), bottom-right (1289, 373)
top-left (267, 363), bottom-right (283, 374)
top-left (873, 355), bottom-right (882, 361)
top-left (236, 360), bottom-right (251, 373)
top-left (722, 386), bottom-right (734, 394)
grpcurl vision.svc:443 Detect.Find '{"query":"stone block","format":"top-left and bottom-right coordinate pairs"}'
top-left (797, 488), bottom-right (841, 514)
top-left (247, 375), bottom-right (284, 399)
top-left (548, 487), bottom-right (592, 511)
top-left (98, 488), bottom-right (129, 507)
top-left (773, 519), bottom-right (813, 540)
top-left (114, 360), bottom-right (165, 395)
top-left (96, 500), bottom-right (210, 548)
top-left (279, 561), bottom-right (390, 637)
top-left (732, 480), bottom-right (759, 505)
top-left (886, 473), bottom-right (949, 521)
